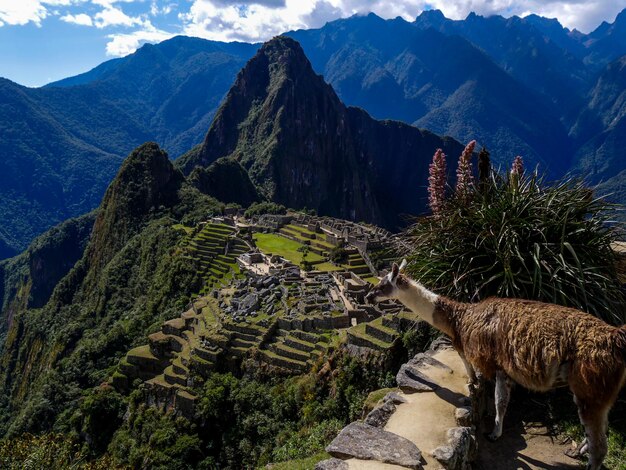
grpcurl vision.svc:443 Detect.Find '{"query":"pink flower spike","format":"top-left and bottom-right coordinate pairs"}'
top-left (455, 140), bottom-right (476, 200)
top-left (428, 148), bottom-right (447, 216)
top-left (511, 155), bottom-right (524, 177)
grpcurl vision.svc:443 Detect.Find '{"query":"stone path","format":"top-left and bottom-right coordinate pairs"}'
top-left (319, 341), bottom-right (581, 470)
top-left (319, 341), bottom-right (475, 469)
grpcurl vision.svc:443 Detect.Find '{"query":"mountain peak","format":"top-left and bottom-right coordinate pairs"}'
top-left (89, 142), bottom-right (183, 271)
top-left (419, 9), bottom-right (445, 20)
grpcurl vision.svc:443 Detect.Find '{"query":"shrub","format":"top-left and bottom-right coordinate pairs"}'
top-left (405, 169), bottom-right (625, 324)
top-left (244, 202), bottom-right (286, 218)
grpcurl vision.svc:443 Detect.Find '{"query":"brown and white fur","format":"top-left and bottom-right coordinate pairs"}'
top-left (366, 260), bottom-right (626, 470)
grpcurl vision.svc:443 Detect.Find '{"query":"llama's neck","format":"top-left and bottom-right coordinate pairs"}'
top-left (396, 279), bottom-right (439, 327)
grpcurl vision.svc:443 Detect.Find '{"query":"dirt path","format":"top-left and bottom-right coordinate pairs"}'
top-left (474, 392), bottom-right (581, 470)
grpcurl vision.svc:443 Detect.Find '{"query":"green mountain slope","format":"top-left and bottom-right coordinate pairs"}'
top-left (0, 143), bottom-right (222, 436)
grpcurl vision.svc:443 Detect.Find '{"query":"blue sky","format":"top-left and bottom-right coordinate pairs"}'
top-left (2, 0), bottom-right (626, 87)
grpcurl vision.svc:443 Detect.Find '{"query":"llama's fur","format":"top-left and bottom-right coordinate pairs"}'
top-left (367, 262), bottom-right (626, 470)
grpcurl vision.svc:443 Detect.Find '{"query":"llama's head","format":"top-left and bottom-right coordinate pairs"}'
top-left (365, 259), bottom-right (408, 303)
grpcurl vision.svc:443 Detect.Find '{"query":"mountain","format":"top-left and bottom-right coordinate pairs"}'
top-left (571, 55), bottom-right (626, 186)
top-left (188, 156), bottom-right (261, 207)
top-left (0, 142), bottom-right (221, 435)
top-left (0, 37), bottom-right (257, 256)
top-left (179, 36), bottom-right (464, 228)
top-left (585, 9), bottom-right (626, 67)
top-left (286, 12), bottom-right (577, 172)
top-left (3, 10), bottom-right (626, 256)
top-left (0, 78), bottom-right (121, 258)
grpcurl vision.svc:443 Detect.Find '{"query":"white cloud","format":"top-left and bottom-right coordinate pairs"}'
top-left (179, 0), bottom-right (626, 41)
top-left (94, 4), bottom-right (143, 28)
top-left (61, 12), bottom-right (93, 25)
top-left (0, 0), bottom-right (48, 26)
top-left (105, 21), bottom-right (174, 55)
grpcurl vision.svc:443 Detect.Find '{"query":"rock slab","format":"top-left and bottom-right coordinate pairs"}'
top-left (315, 458), bottom-right (349, 470)
top-left (326, 422), bottom-right (423, 469)
top-left (396, 363), bottom-right (440, 393)
top-left (364, 400), bottom-right (396, 428)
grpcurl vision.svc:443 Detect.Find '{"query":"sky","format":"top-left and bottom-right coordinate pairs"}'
top-left (1, 0), bottom-right (626, 87)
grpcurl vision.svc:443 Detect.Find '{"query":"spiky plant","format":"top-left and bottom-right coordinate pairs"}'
top-left (428, 149), bottom-right (447, 216)
top-left (404, 171), bottom-right (625, 324)
top-left (455, 140), bottom-right (476, 201)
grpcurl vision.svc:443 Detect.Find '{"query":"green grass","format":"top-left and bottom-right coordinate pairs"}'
top-left (263, 452), bottom-right (331, 470)
top-left (253, 233), bottom-right (324, 264)
top-left (172, 224), bottom-right (194, 235)
top-left (348, 323), bottom-right (394, 349)
top-left (312, 262), bottom-right (343, 272)
top-left (363, 387), bottom-right (398, 414)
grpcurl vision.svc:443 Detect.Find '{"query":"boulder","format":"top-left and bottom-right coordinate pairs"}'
top-left (364, 400), bottom-right (396, 428)
top-left (383, 391), bottom-right (407, 405)
top-left (314, 458), bottom-right (349, 470)
top-left (409, 353), bottom-right (453, 373)
top-left (326, 422), bottom-right (422, 469)
top-left (431, 427), bottom-right (476, 470)
top-left (396, 363), bottom-right (440, 393)
top-left (454, 407), bottom-right (472, 427)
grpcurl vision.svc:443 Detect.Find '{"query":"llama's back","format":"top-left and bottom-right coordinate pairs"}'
top-left (455, 297), bottom-right (621, 391)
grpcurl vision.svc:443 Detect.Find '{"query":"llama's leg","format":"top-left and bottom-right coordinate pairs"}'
top-left (459, 353), bottom-right (477, 385)
top-left (576, 401), bottom-right (609, 470)
top-left (487, 371), bottom-right (512, 441)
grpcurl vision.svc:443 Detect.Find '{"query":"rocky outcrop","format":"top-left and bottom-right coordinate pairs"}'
top-left (315, 458), bottom-right (349, 470)
top-left (179, 36), bottom-right (463, 229)
top-left (321, 339), bottom-right (485, 470)
top-left (326, 422), bottom-right (423, 469)
top-left (432, 427), bottom-right (477, 470)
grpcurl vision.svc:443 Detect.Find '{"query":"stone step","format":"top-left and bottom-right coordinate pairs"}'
top-left (231, 337), bottom-right (256, 349)
top-left (193, 346), bottom-right (220, 362)
top-left (126, 345), bottom-right (168, 374)
top-left (291, 329), bottom-right (323, 343)
top-left (284, 336), bottom-right (316, 352)
top-left (172, 360), bottom-right (189, 376)
top-left (189, 354), bottom-right (214, 376)
top-left (365, 322), bottom-right (398, 344)
top-left (346, 325), bottom-right (393, 351)
top-left (162, 317), bottom-right (186, 337)
top-left (164, 365), bottom-right (187, 387)
top-left (259, 349), bottom-right (308, 373)
top-left (271, 343), bottom-right (310, 363)
top-left (232, 331), bottom-right (258, 342)
top-left (148, 331), bottom-right (185, 359)
top-left (326, 422), bottom-right (422, 469)
top-left (230, 346), bottom-right (249, 358)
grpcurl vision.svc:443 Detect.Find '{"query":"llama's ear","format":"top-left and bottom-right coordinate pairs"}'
top-left (399, 259), bottom-right (407, 272)
top-left (390, 262), bottom-right (400, 281)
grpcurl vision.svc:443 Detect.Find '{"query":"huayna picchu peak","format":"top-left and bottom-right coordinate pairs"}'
top-left (180, 35), bottom-right (463, 229)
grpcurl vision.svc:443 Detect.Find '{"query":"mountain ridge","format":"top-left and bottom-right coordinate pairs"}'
top-left (2, 9), bottom-right (626, 255)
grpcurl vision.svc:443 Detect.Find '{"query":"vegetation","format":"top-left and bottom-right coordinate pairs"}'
top-left (407, 149), bottom-right (626, 466)
top-left (244, 201), bottom-right (287, 218)
top-left (406, 168), bottom-right (625, 324)
top-left (103, 349), bottom-right (392, 469)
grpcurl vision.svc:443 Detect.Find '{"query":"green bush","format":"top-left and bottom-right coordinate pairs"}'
top-left (243, 201), bottom-right (286, 218)
top-left (405, 172), bottom-right (625, 324)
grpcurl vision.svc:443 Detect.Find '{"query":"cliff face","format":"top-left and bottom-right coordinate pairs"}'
top-left (179, 36), bottom-right (463, 228)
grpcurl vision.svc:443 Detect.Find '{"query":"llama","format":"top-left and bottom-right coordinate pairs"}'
top-left (365, 260), bottom-right (626, 470)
